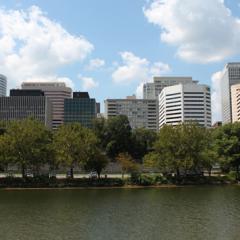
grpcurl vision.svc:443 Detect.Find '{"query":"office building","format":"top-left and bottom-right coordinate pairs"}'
top-left (64, 92), bottom-right (97, 128)
top-left (231, 84), bottom-right (240, 122)
top-left (0, 90), bottom-right (52, 127)
top-left (0, 74), bottom-right (7, 97)
top-left (159, 83), bottom-right (211, 128)
top-left (220, 63), bottom-right (240, 123)
top-left (143, 76), bottom-right (195, 99)
top-left (22, 82), bottom-right (72, 129)
top-left (105, 95), bottom-right (158, 131)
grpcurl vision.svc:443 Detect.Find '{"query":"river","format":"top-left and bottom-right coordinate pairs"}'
top-left (0, 186), bottom-right (239, 240)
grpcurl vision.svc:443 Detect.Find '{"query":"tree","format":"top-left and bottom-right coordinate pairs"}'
top-left (1, 119), bottom-right (52, 177)
top-left (53, 123), bottom-right (98, 178)
top-left (105, 115), bottom-right (132, 158)
top-left (116, 152), bottom-right (139, 178)
top-left (151, 123), bottom-right (210, 177)
top-left (201, 129), bottom-right (218, 176)
top-left (214, 122), bottom-right (240, 179)
top-left (131, 128), bottom-right (157, 161)
top-left (83, 148), bottom-right (108, 178)
top-left (92, 117), bottom-right (108, 150)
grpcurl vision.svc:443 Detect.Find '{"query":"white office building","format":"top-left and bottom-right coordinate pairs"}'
top-left (143, 76), bottom-right (195, 99)
top-left (22, 82), bottom-right (72, 129)
top-left (220, 63), bottom-right (240, 123)
top-left (0, 74), bottom-right (7, 97)
top-left (159, 83), bottom-right (211, 128)
top-left (231, 84), bottom-right (240, 122)
top-left (105, 95), bottom-right (158, 131)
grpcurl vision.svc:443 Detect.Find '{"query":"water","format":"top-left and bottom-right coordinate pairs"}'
top-left (0, 186), bottom-right (240, 240)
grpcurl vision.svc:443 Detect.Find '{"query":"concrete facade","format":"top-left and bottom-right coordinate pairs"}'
top-left (231, 84), bottom-right (240, 122)
top-left (0, 96), bottom-right (52, 127)
top-left (0, 74), bottom-right (7, 97)
top-left (220, 63), bottom-right (240, 123)
top-left (159, 83), bottom-right (211, 128)
top-left (22, 82), bottom-right (72, 129)
top-left (143, 76), bottom-right (195, 100)
top-left (105, 96), bottom-right (158, 131)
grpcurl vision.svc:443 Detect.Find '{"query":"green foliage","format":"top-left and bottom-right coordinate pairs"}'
top-left (0, 119), bottom-right (52, 177)
top-left (151, 123), bottom-right (211, 176)
top-left (116, 152), bottom-right (139, 178)
top-left (93, 115), bottom-right (132, 158)
top-left (130, 128), bottom-right (157, 161)
top-left (53, 123), bottom-right (98, 178)
top-left (214, 122), bottom-right (240, 179)
top-left (83, 148), bottom-right (109, 177)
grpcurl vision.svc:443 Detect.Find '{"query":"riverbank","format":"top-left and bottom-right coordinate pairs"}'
top-left (0, 175), bottom-right (238, 189)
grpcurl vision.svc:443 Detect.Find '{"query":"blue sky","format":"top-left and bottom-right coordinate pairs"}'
top-left (1, 0), bottom-right (240, 121)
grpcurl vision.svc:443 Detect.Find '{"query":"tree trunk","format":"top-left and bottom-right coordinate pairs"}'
top-left (176, 168), bottom-right (180, 178)
top-left (208, 167), bottom-right (212, 177)
top-left (21, 164), bottom-right (26, 178)
top-left (236, 165), bottom-right (239, 181)
top-left (70, 167), bottom-right (74, 179)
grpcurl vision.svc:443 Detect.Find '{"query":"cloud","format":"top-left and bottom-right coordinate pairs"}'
top-left (211, 70), bottom-right (223, 122)
top-left (112, 51), bottom-right (170, 98)
top-left (86, 58), bottom-right (105, 70)
top-left (112, 51), bottom-right (170, 84)
top-left (79, 76), bottom-right (99, 90)
top-left (144, 0), bottom-right (240, 63)
top-left (0, 5), bottom-right (94, 90)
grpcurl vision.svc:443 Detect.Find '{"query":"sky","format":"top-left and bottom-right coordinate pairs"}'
top-left (0, 0), bottom-right (240, 122)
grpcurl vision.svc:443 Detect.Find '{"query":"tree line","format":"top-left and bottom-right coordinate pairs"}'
top-left (0, 116), bottom-right (240, 180)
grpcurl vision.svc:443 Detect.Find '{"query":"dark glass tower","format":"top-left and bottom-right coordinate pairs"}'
top-left (64, 92), bottom-right (97, 128)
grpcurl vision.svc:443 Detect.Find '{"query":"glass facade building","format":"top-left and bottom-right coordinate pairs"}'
top-left (64, 92), bottom-right (97, 128)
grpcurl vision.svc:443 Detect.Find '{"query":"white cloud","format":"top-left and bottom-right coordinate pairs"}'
top-left (112, 52), bottom-right (149, 84)
top-left (86, 58), bottom-right (105, 70)
top-left (79, 76), bottom-right (99, 91)
top-left (0, 6), bottom-right (94, 90)
top-left (112, 51), bottom-right (170, 98)
top-left (144, 0), bottom-right (240, 63)
top-left (211, 70), bottom-right (223, 122)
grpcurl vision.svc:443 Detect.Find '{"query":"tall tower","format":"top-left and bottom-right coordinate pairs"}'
top-left (143, 76), bottom-right (195, 100)
top-left (221, 63), bottom-right (240, 123)
top-left (22, 82), bottom-right (72, 129)
top-left (158, 83), bottom-right (211, 128)
top-left (0, 74), bottom-right (7, 97)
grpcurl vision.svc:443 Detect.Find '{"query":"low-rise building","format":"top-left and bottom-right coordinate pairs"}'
top-left (105, 95), bottom-right (158, 131)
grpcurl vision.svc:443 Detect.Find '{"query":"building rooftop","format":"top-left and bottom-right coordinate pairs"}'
top-left (73, 92), bottom-right (90, 99)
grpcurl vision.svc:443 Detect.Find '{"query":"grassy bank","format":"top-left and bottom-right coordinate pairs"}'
top-left (0, 174), bottom-right (237, 189)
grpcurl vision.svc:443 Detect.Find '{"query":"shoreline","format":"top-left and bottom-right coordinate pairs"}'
top-left (1, 184), bottom-right (239, 191)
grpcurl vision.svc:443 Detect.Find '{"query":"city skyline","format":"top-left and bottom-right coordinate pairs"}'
top-left (1, 0), bottom-right (240, 123)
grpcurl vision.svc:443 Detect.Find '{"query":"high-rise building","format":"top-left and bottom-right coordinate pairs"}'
top-left (105, 95), bottom-right (158, 131)
top-left (220, 63), bottom-right (240, 123)
top-left (159, 83), bottom-right (211, 128)
top-left (143, 76), bottom-right (195, 99)
top-left (0, 74), bottom-right (7, 97)
top-left (231, 84), bottom-right (240, 122)
top-left (22, 82), bottom-right (72, 129)
top-left (0, 90), bottom-right (52, 127)
top-left (64, 92), bottom-right (97, 128)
